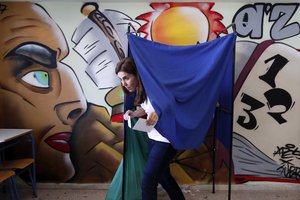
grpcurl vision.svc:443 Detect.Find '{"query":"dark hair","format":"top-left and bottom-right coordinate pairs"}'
top-left (115, 57), bottom-right (147, 105)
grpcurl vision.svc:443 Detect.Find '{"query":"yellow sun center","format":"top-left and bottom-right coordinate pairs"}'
top-left (151, 7), bottom-right (209, 45)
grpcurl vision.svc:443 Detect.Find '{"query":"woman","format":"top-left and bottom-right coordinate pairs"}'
top-left (116, 57), bottom-right (185, 200)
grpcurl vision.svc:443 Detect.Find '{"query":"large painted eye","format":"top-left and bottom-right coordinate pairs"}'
top-left (21, 70), bottom-right (50, 88)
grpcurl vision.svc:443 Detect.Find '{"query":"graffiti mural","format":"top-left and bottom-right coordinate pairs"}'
top-left (233, 3), bottom-right (300, 40)
top-left (70, 2), bottom-right (139, 182)
top-left (0, 2), bottom-right (122, 183)
top-left (233, 3), bottom-right (300, 183)
top-left (136, 2), bottom-right (225, 43)
top-left (0, 2), bottom-right (87, 182)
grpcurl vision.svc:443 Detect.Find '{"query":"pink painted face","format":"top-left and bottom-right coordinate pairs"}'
top-left (0, 2), bottom-right (87, 182)
top-left (117, 71), bottom-right (138, 92)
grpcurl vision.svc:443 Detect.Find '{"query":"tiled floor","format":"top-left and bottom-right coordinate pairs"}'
top-left (1, 181), bottom-right (300, 200)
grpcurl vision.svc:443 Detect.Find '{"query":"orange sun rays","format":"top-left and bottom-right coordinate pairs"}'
top-left (136, 2), bottom-right (226, 45)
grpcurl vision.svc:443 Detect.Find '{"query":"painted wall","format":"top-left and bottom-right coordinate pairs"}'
top-left (0, 1), bottom-right (299, 184)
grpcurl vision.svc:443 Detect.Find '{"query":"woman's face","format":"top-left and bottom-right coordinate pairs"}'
top-left (117, 71), bottom-right (138, 92)
top-left (0, 2), bottom-right (87, 182)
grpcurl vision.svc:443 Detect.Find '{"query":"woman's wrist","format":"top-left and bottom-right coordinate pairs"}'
top-left (133, 108), bottom-right (146, 118)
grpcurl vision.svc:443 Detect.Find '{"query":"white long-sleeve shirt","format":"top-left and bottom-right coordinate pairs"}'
top-left (140, 98), bottom-right (170, 143)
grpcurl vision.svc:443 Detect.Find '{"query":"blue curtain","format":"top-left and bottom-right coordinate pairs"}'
top-left (128, 33), bottom-right (236, 149)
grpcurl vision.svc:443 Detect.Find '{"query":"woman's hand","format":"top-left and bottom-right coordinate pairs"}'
top-left (124, 108), bottom-right (146, 120)
top-left (146, 112), bottom-right (158, 126)
top-left (124, 110), bottom-right (134, 120)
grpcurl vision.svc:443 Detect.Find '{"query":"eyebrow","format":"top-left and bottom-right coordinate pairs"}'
top-left (6, 42), bottom-right (57, 69)
top-left (119, 75), bottom-right (129, 80)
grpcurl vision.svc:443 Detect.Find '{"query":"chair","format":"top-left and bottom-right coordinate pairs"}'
top-left (0, 170), bottom-right (19, 200)
top-left (0, 130), bottom-right (37, 198)
top-left (0, 158), bottom-right (37, 198)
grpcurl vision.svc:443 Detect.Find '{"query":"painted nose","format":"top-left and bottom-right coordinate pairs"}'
top-left (55, 100), bottom-right (86, 126)
top-left (55, 65), bottom-right (87, 126)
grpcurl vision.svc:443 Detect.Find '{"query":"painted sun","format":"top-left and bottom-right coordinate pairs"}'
top-left (136, 2), bottom-right (226, 45)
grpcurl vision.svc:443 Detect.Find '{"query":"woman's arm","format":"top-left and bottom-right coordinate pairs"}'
top-left (124, 107), bottom-right (158, 126)
top-left (124, 107), bottom-right (146, 120)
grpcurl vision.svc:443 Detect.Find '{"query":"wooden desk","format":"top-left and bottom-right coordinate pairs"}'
top-left (0, 129), bottom-right (37, 197)
top-left (0, 129), bottom-right (33, 143)
top-left (0, 129), bottom-right (35, 157)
